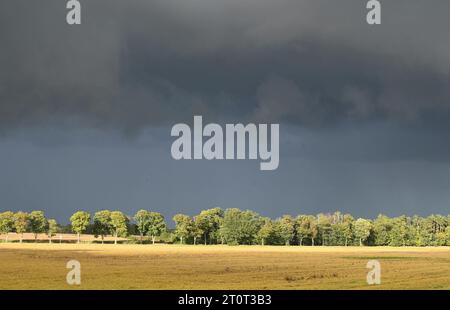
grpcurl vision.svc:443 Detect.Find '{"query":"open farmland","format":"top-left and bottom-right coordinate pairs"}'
top-left (0, 243), bottom-right (449, 289)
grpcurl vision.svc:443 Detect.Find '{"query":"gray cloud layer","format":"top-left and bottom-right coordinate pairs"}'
top-left (1, 0), bottom-right (450, 153)
top-left (2, 1), bottom-right (450, 220)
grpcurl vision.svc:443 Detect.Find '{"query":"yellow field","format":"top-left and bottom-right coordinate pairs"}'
top-left (0, 243), bottom-right (449, 290)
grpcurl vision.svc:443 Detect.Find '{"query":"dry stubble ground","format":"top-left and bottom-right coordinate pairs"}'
top-left (0, 243), bottom-right (449, 289)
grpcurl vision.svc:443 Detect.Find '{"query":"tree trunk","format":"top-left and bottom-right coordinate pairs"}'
top-left (20, 233), bottom-right (23, 243)
top-left (345, 238), bottom-right (348, 247)
top-left (49, 237), bottom-right (52, 244)
top-left (114, 233), bottom-right (118, 245)
top-left (299, 238), bottom-right (303, 246)
top-left (261, 239), bottom-right (264, 246)
top-left (221, 237), bottom-right (224, 245)
top-left (140, 233), bottom-right (143, 244)
top-left (194, 236), bottom-right (197, 245)
top-left (204, 234), bottom-right (207, 245)
top-left (5, 234), bottom-right (8, 243)
top-left (77, 233), bottom-right (80, 244)
top-left (312, 238), bottom-right (315, 246)
top-left (359, 238), bottom-right (362, 246)
top-left (34, 233), bottom-right (38, 242)
top-left (101, 235), bottom-right (104, 244)
top-left (180, 236), bottom-right (183, 244)
top-left (152, 236), bottom-right (156, 245)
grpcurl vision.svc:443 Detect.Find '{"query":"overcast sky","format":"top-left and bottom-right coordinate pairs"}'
top-left (1, 0), bottom-right (450, 223)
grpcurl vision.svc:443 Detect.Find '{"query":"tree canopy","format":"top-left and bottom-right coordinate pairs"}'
top-left (70, 211), bottom-right (91, 243)
top-left (0, 209), bottom-right (449, 247)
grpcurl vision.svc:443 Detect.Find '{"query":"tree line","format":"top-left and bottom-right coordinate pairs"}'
top-left (0, 208), bottom-right (450, 246)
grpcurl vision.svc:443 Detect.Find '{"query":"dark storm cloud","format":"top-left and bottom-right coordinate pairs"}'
top-left (1, 0), bottom-right (450, 134)
top-left (2, 0), bottom-right (450, 220)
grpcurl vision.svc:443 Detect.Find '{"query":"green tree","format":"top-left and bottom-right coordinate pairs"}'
top-left (427, 214), bottom-right (448, 245)
top-left (309, 215), bottom-right (318, 246)
top-left (93, 210), bottom-right (111, 244)
top-left (317, 213), bottom-right (332, 246)
top-left (194, 208), bottom-right (224, 245)
top-left (390, 216), bottom-right (411, 246)
top-left (215, 216), bottom-right (226, 245)
top-left (0, 211), bottom-right (15, 242)
top-left (411, 215), bottom-right (430, 246)
top-left (134, 210), bottom-right (150, 243)
top-left (47, 219), bottom-right (58, 243)
top-left (70, 211), bottom-right (91, 243)
top-left (13, 212), bottom-right (29, 243)
top-left (29, 211), bottom-right (48, 242)
top-left (295, 215), bottom-right (311, 246)
top-left (435, 227), bottom-right (450, 246)
top-left (220, 208), bottom-right (261, 245)
top-left (444, 227), bottom-right (450, 246)
top-left (191, 221), bottom-right (203, 245)
top-left (110, 211), bottom-right (129, 244)
top-left (173, 214), bottom-right (193, 244)
top-left (373, 214), bottom-right (393, 246)
top-left (147, 212), bottom-right (166, 244)
top-left (341, 214), bottom-right (354, 246)
top-left (354, 218), bottom-right (373, 246)
top-left (277, 215), bottom-right (295, 245)
top-left (257, 218), bottom-right (275, 246)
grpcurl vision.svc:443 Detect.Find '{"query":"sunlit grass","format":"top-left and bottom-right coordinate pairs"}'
top-left (0, 243), bottom-right (449, 289)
